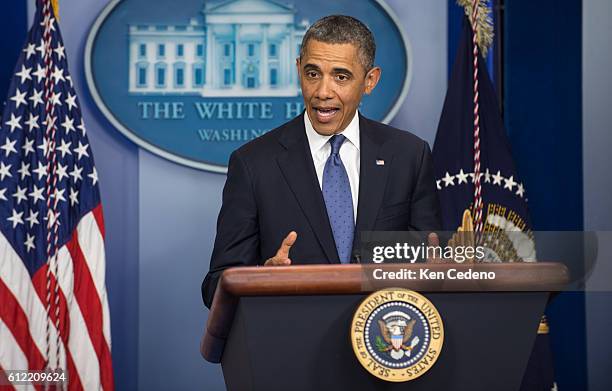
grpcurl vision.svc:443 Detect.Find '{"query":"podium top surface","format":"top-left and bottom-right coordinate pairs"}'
top-left (219, 262), bottom-right (568, 296)
top-left (201, 263), bottom-right (569, 363)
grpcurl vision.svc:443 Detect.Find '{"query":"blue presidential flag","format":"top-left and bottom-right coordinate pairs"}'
top-left (433, 16), bottom-right (535, 263)
top-left (433, 15), bottom-right (556, 391)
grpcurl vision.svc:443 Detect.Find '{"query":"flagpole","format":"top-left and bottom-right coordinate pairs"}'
top-left (41, 0), bottom-right (63, 376)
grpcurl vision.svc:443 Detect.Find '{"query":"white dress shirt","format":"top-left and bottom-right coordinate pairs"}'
top-left (304, 111), bottom-right (360, 222)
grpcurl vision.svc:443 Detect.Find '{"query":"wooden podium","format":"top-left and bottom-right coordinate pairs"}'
top-left (201, 263), bottom-right (568, 391)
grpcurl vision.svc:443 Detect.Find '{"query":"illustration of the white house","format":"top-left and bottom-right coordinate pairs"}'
top-left (128, 0), bottom-right (309, 97)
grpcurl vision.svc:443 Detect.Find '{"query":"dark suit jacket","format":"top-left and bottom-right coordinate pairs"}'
top-left (201, 112), bottom-right (441, 308)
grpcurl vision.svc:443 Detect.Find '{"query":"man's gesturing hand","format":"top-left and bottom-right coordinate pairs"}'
top-left (426, 232), bottom-right (449, 264)
top-left (264, 231), bottom-right (297, 266)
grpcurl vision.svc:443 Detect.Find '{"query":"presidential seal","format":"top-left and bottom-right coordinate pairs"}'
top-left (350, 288), bottom-right (444, 382)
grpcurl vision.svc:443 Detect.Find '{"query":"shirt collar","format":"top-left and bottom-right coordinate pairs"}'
top-left (304, 110), bottom-right (360, 153)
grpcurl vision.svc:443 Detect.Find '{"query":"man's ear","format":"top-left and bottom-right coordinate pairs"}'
top-left (295, 57), bottom-right (301, 78)
top-left (364, 66), bottom-right (381, 95)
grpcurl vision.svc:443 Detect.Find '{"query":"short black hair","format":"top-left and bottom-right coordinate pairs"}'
top-left (299, 15), bottom-right (376, 71)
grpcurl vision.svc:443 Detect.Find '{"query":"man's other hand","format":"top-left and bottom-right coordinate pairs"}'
top-left (264, 231), bottom-right (297, 266)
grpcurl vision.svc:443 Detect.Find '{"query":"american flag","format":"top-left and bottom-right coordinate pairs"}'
top-left (0, 1), bottom-right (114, 390)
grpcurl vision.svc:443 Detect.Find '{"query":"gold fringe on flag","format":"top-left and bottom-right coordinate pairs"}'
top-left (457, 0), bottom-right (493, 56)
top-left (51, 0), bottom-right (59, 21)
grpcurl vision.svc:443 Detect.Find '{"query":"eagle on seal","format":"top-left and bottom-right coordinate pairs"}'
top-left (378, 317), bottom-right (419, 359)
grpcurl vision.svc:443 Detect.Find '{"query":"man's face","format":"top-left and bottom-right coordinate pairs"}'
top-left (297, 40), bottom-right (381, 135)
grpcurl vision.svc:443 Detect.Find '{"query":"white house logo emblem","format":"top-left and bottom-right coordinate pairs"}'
top-left (127, 2), bottom-right (306, 97)
top-left (85, 0), bottom-right (412, 172)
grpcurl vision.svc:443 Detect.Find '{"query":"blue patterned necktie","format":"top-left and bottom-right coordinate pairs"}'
top-left (322, 134), bottom-right (354, 263)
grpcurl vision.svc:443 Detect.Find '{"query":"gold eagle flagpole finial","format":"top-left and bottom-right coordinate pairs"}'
top-left (457, 0), bottom-right (493, 57)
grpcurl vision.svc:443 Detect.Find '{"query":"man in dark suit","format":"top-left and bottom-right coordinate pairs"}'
top-left (202, 15), bottom-right (441, 308)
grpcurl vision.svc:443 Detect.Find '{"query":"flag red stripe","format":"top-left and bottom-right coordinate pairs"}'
top-left (92, 204), bottom-right (105, 240)
top-left (0, 279), bottom-right (46, 381)
top-left (32, 265), bottom-right (70, 347)
top-left (66, 232), bottom-right (114, 391)
top-left (0, 365), bottom-right (16, 391)
top-left (31, 265), bottom-right (84, 391)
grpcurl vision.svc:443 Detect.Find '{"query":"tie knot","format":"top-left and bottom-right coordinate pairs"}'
top-left (329, 134), bottom-right (346, 155)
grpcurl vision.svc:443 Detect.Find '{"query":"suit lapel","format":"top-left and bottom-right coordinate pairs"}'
top-left (276, 114), bottom-right (339, 263)
top-left (355, 115), bottom-right (393, 247)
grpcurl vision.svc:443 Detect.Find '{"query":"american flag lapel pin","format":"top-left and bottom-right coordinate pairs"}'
top-left (376, 159), bottom-right (385, 166)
